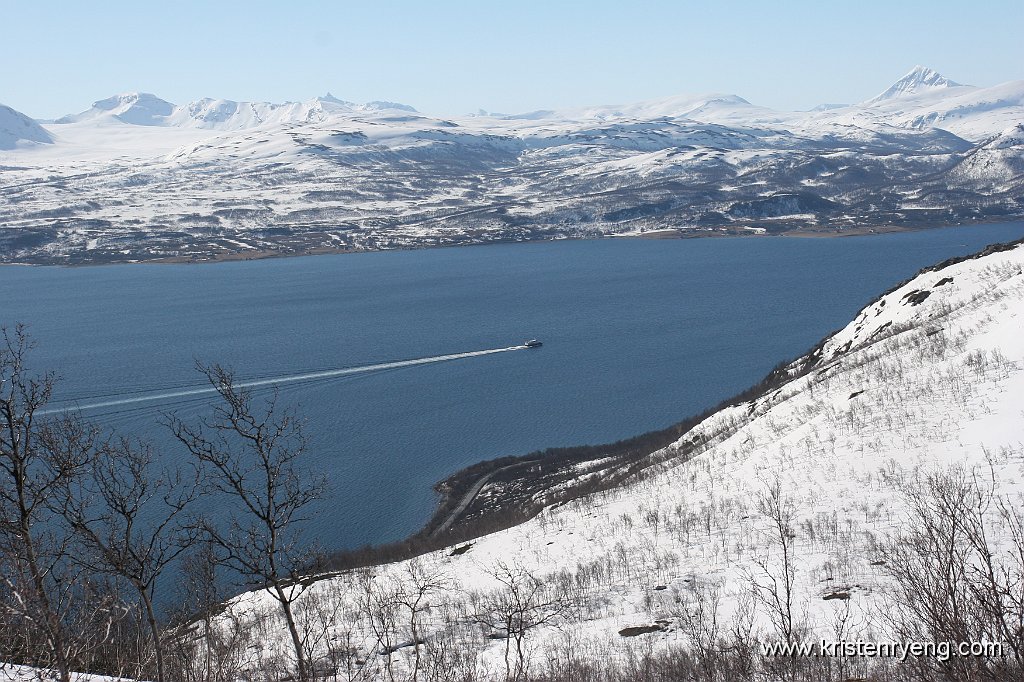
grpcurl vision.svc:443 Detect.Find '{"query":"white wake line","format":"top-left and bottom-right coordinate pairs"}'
top-left (41, 345), bottom-right (528, 415)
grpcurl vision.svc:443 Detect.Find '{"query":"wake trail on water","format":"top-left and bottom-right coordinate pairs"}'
top-left (40, 345), bottom-right (529, 415)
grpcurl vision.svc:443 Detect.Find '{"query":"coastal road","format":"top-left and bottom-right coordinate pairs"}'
top-left (431, 460), bottom-right (539, 537)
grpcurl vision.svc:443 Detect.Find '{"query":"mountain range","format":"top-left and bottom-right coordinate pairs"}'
top-left (49, 92), bottom-right (417, 129)
top-left (1, 66), bottom-right (1022, 264)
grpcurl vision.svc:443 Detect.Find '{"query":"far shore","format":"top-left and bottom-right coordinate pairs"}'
top-left (1, 218), bottom-right (1020, 268)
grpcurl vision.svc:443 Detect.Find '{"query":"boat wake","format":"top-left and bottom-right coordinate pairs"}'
top-left (40, 345), bottom-right (529, 415)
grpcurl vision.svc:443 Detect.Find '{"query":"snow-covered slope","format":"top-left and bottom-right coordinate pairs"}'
top-left (2, 107), bottom-right (987, 265)
top-left (0, 103), bottom-right (53, 149)
top-left (202, 241), bottom-right (1024, 679)
top-left (945, 123), bottom-right (1024, 190)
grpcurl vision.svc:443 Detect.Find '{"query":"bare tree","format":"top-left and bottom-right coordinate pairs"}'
top-left (0, 325), bottom-right (88, 682)
top-left (751, 476), bottom-right (800, 648)
top-left (56, 436), bottom-right (198, 682)
top-left (357, 568), bottom-right (402, 682)
top-left (167, 362), bottom-right (327, 682)
top-left (676, 580), bottom-right (722, 680)
top-left (724, 587), bottom-right (759, 682)
top-left (881, 467), bottom-right (1024, 681)
top-left (395, 558), bottom-right (450, 681)
top-left (473, 561), bottom-right (570, 682)
top-left (167, 539), bottom-right (254, 682)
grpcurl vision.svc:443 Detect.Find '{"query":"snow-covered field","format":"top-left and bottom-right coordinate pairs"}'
top-left (0, 663), bottom-right (119, 682)
top-left (2, 67), bottom-right (1023, 264)
top-left (178, 241), bottom-right (1024, 679)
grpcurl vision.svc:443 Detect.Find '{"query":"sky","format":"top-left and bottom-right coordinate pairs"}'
top-left (3, 0), bottom-right (1023, 119)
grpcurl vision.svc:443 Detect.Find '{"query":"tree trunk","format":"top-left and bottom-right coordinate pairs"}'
top-left (26, 541), bottom-right (71, 682)
top-left (410, 612), bottom-right (420, 682)
top-left (274, 582), bottom-right (308, 682)
top-left (15, 459), bottom-right (71, 682)
top-left (140, 587), bottom-right (165, 682)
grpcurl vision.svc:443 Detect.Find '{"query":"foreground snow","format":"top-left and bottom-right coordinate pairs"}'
top-left (0, 663), bottom-right (122, 682)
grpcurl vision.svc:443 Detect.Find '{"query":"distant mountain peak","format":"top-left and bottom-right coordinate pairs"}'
top-left (809, 103), bottom-right (848, 112)
top-left (318, 92), bottom-right (347, 105)
top-left (57, 92), bottom-right (176, 125)
top-left (53, 92), bottom-right (418, 129)
top-left (92, 92), bottom-right (175, 110)
top-left (363, 100), bottom-right (418, 113)
top-left (869, 66), bottom-right (963, 103)
top-left (0, 102), bottom-right (54, 149)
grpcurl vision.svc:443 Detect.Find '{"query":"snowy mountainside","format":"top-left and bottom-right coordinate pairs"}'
top-left (0, 103), bottom-right (52, 149)
top-left (1, 110), bottom-right (989, 265)
top-left (2, 67), bottom-right (1023, 264)
top-left (205, 241), bottom-right (1024, 678)
top-left (945, 123), bottom-right (1024, 190)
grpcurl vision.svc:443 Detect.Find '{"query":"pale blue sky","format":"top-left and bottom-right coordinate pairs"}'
top-left (3, 0), bottom-right (1022, 118)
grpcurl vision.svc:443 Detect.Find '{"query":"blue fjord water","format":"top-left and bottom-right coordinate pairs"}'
top-left (3, 223), bottom-right (1024, 550)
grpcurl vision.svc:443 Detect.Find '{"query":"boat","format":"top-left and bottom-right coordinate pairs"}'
top-left (524, 339), bottom-right (543, 348)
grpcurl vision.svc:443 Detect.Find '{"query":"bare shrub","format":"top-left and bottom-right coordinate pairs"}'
top-left (879, 466), bottom-right (1024, 681)
top-left (168, 362), bottom-right (328, 682)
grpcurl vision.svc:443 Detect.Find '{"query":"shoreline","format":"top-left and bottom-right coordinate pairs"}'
top-left (0, 217), bottom-right (1018, 268)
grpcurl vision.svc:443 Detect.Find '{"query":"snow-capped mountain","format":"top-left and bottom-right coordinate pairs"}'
top-left (866, 64), bottom-right (963, 102)
top-left (0, 103), bottom-right (53, 149)
top-left (54, 92), bottom-right (176, 125)
top-left (53, 92), bottom-right (418, 130)
top-left (1, 67), bottom-right (1022, 264)
top-left (505, 92), bottom-right (775, 125)
top-left (815, 67), bottom-right (1024, 140)
top-left (497, 67), bottom-right (1024, 141)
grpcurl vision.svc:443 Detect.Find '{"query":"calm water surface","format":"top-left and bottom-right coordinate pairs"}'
top-left (4, 223), bottom-right (1024, 549)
